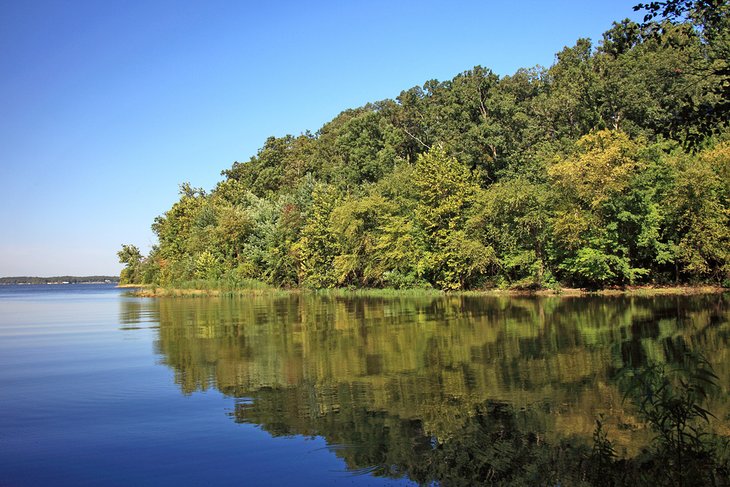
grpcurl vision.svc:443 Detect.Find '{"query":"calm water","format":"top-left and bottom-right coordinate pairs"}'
top-left (1, 285), bottom-right (728, 486)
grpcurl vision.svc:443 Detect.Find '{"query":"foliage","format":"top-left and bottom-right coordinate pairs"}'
top-left (120, 7), bottom-right (730, 290)
top-left (585, 351), bottom-right (730, 486)
top-left (634, 0), bottom-right (730, 148)
top-left (414, 146), bottom-right (497, 290)
top-left (117, 244), bottom-right (143, 285)
top-left (617, 352), bottom-right (728, 486)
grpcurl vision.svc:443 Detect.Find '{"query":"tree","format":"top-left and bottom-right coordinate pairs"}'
top-left (473, 177), bottom-right (552, 287)
top-left (548, 130), bottom-right (654, 286)
top-left (634, 0), bottom-right (730, 147)
top-left (117, 244), bottom-right (142, 284)
top-left (124, 7), bottom-right (730, 290)
top-left (414, 146), bottom-right (497, 289)
top-left (664, 141), bottom-right (730, 282)
top-left (293, 183), bottom-right (342, 288)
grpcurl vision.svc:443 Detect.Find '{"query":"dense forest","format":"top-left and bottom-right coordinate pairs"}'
top-left (120, 2), bottom-right (730, 290)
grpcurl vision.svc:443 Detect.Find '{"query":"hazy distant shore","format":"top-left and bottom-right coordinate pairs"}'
top-left (0, 276), bottom-right (119, 285)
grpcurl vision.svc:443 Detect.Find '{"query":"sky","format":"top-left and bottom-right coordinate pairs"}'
top-left (0, 0), bottom-right (644, 277)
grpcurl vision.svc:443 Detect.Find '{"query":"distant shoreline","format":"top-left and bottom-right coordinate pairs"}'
top-left (0, 276), bottom-right (119, 285)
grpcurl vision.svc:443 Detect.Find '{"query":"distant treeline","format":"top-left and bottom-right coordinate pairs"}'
top-left (120, 1), bottom-right (729, 290)
top-left (0, 276), bottom-right (120, 285)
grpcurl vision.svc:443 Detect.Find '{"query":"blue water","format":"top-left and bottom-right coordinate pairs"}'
top-left (0, 285), bottom-right (410, 486)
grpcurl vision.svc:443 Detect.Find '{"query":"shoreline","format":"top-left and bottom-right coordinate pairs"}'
top-left (126, 284), bottom-right (728, 298)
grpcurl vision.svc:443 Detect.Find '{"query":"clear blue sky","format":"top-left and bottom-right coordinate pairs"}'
top-left (0, 0), bottom-right (642, 276)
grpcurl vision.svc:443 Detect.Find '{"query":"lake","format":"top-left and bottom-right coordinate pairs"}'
top-left (1, 284), bottom-right (728, 486)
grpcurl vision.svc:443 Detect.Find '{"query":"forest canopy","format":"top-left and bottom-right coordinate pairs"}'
top-left (120, 3), bottom-right (730, 290)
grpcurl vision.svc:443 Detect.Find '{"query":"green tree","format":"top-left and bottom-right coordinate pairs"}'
top-left (635, 0), bottom-right (730, 147)
top-left (664, 142), bottom-right (730, 282)
top-left (473, 177), bottom-right (552, 288)
top-left (548, 130), bottom-right (656, 286)
top-left (414, 146), bottom-right (497, 289)
top-left (124, 8), bottom-right (730, 290)
top-left (117, 244), bottom-right (142, 284)
top-left (293, 183), bottom-right (342, 287)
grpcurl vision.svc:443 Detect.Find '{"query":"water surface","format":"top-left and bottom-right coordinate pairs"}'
top-left (1, 285), bottom-right (728, 485)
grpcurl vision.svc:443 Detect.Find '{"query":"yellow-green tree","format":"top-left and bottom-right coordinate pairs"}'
top-left (414, 146), bottom-right (497, 290)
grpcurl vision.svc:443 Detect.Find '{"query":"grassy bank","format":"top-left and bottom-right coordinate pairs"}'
top-left (127, 282), bottom-right (727, 298)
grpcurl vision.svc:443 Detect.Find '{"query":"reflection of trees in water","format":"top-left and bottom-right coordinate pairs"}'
top-left (121, 293), bottom-right (730, 482)
top-left (234, 388), bottom-right (593, 485)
